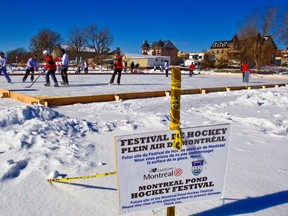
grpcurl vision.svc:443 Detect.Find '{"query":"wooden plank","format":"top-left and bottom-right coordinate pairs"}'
top-left (226, 86), bottom-right (247, 91)
top-left (262, 84), bottom-right (277, 88)
top-left (9, 91), bottom-right (40, 104)
top-left (201, 87), bottom-right (227, 93)
top-left (0, 89), bottom-right (9, 98)
top-left (274, 84), bottom-right (288, 87)
top-left (248, 85), bottom-right (263, 89)
top-left (115, 91), bottom-right (166, 101)
top-left (180, 89), bottom-right (201, 95)
top-left (2, 82), bottom-right (287, 106)
top-left (42, 94), bottom-right (116, 106)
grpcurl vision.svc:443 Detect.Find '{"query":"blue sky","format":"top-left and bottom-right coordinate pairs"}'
top-left (1, 0), bottom-right (287, 54)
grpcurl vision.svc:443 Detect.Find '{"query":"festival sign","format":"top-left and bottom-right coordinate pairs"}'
top-left (115, 123), bottom-right (231, 215)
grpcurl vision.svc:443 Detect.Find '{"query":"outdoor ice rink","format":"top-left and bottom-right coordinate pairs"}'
top-left (1, 71), bottom-right (288, 98)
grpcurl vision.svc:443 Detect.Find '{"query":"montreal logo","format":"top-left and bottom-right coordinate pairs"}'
top-left (144, 167), bottom-right (183, 180)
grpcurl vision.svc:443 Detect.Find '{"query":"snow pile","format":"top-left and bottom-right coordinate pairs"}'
top-left (0, 105), bottom-right (99, 182)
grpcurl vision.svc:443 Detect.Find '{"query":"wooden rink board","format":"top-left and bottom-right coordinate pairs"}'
top-left (1, 83), bottom-right (287, 107)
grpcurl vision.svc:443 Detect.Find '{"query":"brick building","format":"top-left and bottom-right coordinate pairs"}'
top-left (141, 40), bottom-right (178, 64)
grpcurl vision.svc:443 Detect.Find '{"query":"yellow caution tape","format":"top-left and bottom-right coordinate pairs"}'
top-left (173, 127), bottom-right (183, 150)
top-left (170, 71), bottom-right (182, 150)
top-left (47, 171), bottom-right (116, 183)
top-left (171, 78), bottom-right (181, 90)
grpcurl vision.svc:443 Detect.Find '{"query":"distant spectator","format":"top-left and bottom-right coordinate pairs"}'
top-left (164, 60), bottom-right (169, 77)
top-left (135, 63), bottom-right (140, 73)
top-left (98, 62), bottom-right (102, 72)
top-left (82, 60), bottom-right (88, 73)
top-left (23, 53), bottom-right (38, 82)
top-left (124, 61), bottom-right (127, 72)
top-left (130, 61), bottom-right (135, 73)
top-left (75, 64), bottom-right (82, 73)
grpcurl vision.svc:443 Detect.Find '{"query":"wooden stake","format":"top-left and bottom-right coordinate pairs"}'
top-left (167, 67), bottom-right (181, 216)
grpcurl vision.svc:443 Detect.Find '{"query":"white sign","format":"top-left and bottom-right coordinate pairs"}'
top-left (115, 123), bottom-right (231, 215)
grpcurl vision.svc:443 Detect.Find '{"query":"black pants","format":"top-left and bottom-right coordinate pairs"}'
top-left (61, 66), bottom-right (69, 84)
top-left (23, 68), bottom-right (35, 82)
top-left (189, 70), bottom-right (194, 77)
top-left (165, 69), bottom-right (168, 77)
top-left (110, 68), bottom-right (122, 84)
top-left (46, 69), bottom-right (58, 84)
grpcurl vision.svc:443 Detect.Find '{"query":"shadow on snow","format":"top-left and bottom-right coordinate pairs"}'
top-left (192, 190), bottom-right (288, 216)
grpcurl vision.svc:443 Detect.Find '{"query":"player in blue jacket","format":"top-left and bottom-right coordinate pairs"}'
top-left (23, 53), bottom-right (39, 82)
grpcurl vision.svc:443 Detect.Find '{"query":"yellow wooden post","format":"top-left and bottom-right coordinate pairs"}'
top-left (170, 67), bottom-right (181, 129)
top-left (170, 67), bottom-right (182, 150)
top-left (167, 67), bottom-right (181, 216)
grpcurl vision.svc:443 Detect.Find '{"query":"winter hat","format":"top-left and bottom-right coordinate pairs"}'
top-left (43, 50), bottom-right (49, 55)
top-left (116, 47), bottom-right (120, 55)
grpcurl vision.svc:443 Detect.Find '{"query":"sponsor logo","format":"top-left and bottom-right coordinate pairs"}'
top-left (144, 167), bottom-right (182, 180)
top-left (174, 168), bottom-right (183, 176)
top-left (191, 160), bottom-right (204, 176)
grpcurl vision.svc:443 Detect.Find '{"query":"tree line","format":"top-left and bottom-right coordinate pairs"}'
top-left (6, 23), bottom-right (113, 65)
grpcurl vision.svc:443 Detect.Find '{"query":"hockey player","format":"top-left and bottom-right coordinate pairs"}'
top-left (109, 48), bottom-right (123, 85)
top-left (23, 53), bottom-right (39, 82)
top-left (0, 52), bottom-right (12, 83)
top-left (56, 49), bottom-right (69, 85)
top-left (42, 50), bottom-right (59, 87)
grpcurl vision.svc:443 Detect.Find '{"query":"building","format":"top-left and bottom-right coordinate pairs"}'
top-left (208, 34), bottom-right (240, 67)
top-left (275, 47), bottom-right (288, 66)
top-left (123, 54), bottom-right (170, 69)
top-left (184, 52), bottom-right (205, 67)
top-left (208, 34), bottom-right (278, 68)
top-left (141, 40), bottom-right (178, 64)
top-left (281, 47), bottom-right (288, 66)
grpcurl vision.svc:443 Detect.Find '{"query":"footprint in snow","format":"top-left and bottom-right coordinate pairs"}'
top-left (1, 159), bottom-right (28, 181)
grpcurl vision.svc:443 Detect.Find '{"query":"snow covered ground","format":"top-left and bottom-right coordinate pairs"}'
top-left (0, 71), bottom-right (288, 216)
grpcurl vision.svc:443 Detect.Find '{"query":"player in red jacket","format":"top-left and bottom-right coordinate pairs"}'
top-left (43, 50), bottom-right (59, 87)
top-left (241, 62), bottom-right (250, 83)
top-left (189, 62), bottom-right (195, 77)
top-left (109, 48), bottom-right (123, 85)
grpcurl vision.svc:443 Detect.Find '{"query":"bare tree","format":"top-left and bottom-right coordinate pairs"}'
top-left (237, 7), bottom-right (288, 70)
top-left (6, 48), bottom-right (29, 66)
top-left (30, 29), bottom-right (62, 56)
top-left (66, 27), bottom-right (87, 63)
top-left (85, 24), bottom-right (113, 63)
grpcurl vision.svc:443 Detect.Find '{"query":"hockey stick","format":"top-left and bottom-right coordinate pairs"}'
top-left (26, 72), bottom-right (45, 88)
